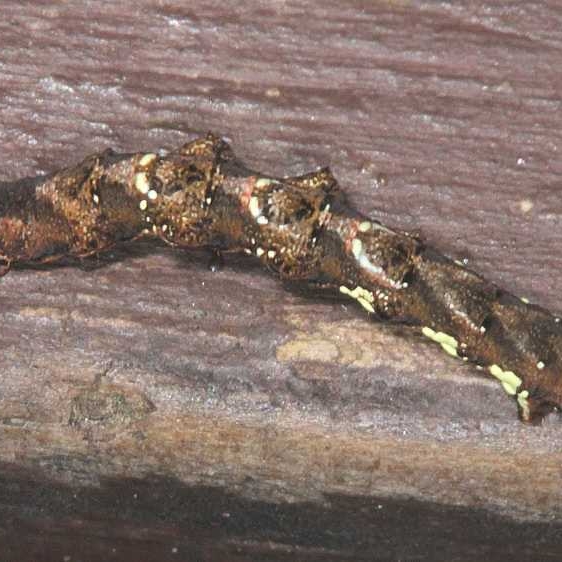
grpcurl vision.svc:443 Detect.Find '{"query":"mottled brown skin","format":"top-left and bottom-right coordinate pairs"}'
top-left (1, 134), bottom-right (561, 423)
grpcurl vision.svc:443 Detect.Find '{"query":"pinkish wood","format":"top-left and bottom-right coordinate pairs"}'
top-left (1, 1), bottom-right (562, 559)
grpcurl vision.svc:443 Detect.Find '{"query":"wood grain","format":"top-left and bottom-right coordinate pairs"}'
top-left (1, 1), bottom-right (562, 559)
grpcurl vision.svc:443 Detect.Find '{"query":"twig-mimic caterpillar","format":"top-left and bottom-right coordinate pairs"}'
top-left (1, 134), bottom-right (561, 423)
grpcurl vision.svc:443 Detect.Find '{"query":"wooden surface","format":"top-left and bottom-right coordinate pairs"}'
top-left (2, 1), bottom-right (562, 560)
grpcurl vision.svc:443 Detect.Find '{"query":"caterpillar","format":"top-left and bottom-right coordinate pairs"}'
top-left (1, 133), bottom-right (561, 424)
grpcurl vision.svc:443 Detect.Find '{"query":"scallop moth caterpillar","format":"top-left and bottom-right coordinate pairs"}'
top-left (1, 134), bottom-right (560, 423)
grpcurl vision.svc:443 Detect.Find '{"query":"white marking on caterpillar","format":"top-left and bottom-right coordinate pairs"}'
top-left (148, 190), bottom-right (158, 200)
top-left (351, 238), bottom-right (363, 258)
top-left (139, 200), bottom-right (148, 211)
top-left (517, 390), bottom-right (530, 420)
top-left (350, 235), bottom-right (403, 290)
top-left (359, 252), bottom-right (386, 277)
top-left (257, 216), bottom-right (269, 225)
top-left (256, 178), bottom-right (272, 188)
top-left (249, 197), bottom-right (261, 218)
top-left (360, 219), bottom-right (394, 235)
top-left (256, 247), bottom-right (265, 257)
top-left (139, 153), bottom-right (157, 167)
top-left (134, 173), bottom-right (150, 194)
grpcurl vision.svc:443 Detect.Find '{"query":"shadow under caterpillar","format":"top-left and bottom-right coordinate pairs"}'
top-left (1, 134), bottom-right (560, 424)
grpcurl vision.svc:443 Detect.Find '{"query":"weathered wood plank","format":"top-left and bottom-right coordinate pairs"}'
top-left (1, 1), bottom-right (562, 559)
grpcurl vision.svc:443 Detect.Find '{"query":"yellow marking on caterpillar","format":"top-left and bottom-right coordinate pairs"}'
top-left (440, 342), bottom-right (459, 358)
top-left (488, 364), bottom-right (522, 396)
top-left (358, 221), bottom-right (372, 232)
top-left (256, 178), bottom-right (272, 188)
top-left (339, 285), bottom-right (375, 314)
top-left (501, 382), bottom-right (516, 395)
top-left (422, 328), bottom-right (526, 399)
top-left (421, 327), bottom-right (459, 357)
top-left (520, 297), bottom-right (530, 304)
